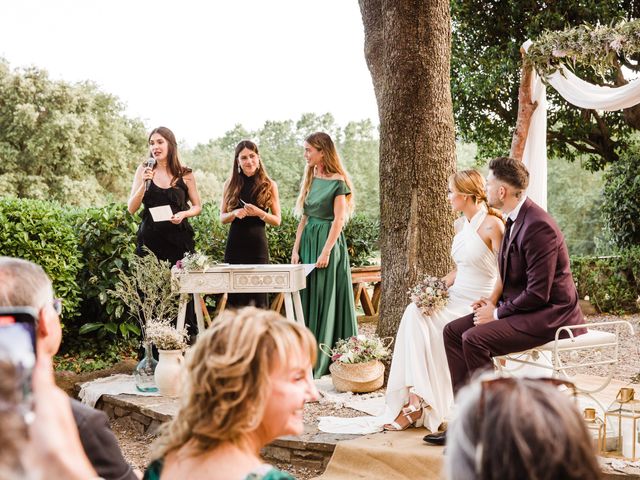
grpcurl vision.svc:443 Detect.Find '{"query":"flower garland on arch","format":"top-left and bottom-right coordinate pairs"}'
top-left (525, 19), bottom-right (640, 78)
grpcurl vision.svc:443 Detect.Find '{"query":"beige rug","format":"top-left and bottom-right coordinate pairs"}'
top-left (314, 428), bottom-right (444, 480)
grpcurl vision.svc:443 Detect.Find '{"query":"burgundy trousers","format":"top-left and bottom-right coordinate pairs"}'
top-left (443, 313), bottom-right (555, 393)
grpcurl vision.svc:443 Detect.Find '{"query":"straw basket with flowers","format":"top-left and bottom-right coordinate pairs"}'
top-left (321, 335), bottom-right (392, 393)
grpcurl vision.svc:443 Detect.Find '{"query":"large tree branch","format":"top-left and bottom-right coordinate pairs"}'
top-left (509, 51), bottom-right (538, 161)
top-left (548, 131), bottom-right (600, 155)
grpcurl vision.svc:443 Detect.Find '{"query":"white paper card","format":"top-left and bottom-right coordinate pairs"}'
top-left (149, 205), bottom-right (173, 222)
top-left (303, 264), bottom-right (316, 276)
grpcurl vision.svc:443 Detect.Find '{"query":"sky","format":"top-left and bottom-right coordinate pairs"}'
top-left (0, 0), bottom-right (379, 146)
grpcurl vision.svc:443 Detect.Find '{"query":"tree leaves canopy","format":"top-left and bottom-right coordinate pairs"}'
top-left (451, 0), bottom-right (636, 169)
top-left (0, 58), bottom-right (147, 205)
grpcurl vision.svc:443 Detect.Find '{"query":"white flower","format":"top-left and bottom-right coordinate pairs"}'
top-left (356, 334), bottom-right (367, 341)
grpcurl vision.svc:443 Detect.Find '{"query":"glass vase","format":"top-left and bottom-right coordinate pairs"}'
top-left (134, 342), bottom-right (158, 392)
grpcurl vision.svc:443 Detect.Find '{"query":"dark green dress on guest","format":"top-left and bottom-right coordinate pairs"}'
top-left (300, 178), bottom-right (358, 378)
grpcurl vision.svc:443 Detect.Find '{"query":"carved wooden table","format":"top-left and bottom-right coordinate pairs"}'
top-left (172, 264), bottom-right (307, 334)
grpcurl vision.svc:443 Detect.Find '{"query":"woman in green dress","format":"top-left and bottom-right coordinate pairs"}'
top-left (291, 132), bottom-right (358, 378)
top-left (143, 308), bottom-right (319, 480)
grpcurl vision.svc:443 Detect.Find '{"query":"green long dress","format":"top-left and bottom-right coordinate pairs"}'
top-left (300, 178), bottom-right (358, 378)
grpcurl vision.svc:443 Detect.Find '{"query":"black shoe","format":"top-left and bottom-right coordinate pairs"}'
top-left (423, 430), bottom-right (446, 446)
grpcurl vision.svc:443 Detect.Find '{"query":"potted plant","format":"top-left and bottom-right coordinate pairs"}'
top-left (146, 319), bottom-right (188, 397)
top-left (322, 335), bottom-right (392, 393)
top-left (109, 247), bottom-right (180, 392)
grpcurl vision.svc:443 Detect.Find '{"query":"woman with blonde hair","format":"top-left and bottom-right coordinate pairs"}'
top-left (220, 140), bottom-right (281, 308)
top-left (319, 170), bottom-right (504, 435)
top-left (143, 307), bottom-right (319, 480)
top-left (291, 132), bottom-right (357, 378)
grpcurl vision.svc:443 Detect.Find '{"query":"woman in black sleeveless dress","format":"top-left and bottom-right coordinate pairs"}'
top-left (220, 140), bottom-right (281, 308)
top-left (128, 126), bottom-right (202, 334)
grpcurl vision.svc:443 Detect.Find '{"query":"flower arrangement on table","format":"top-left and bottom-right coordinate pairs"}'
top-left (408, 275), bottom-right (449, 317)
top-left (322, 335), bottom-right (393, 393)
top-left (175, 251), bottom-right (215, 272)
top-left (146, 319), bottom-right (188, 351)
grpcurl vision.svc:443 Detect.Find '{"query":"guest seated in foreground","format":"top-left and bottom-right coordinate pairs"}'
top-left (144, 308), bottom-right (319, 480)
top-left (1, 324), bottom-right (98, 480)
top-left (445, 375), bottom-right (602, 480)
top-left (0, 257), bottom-right (139, 480)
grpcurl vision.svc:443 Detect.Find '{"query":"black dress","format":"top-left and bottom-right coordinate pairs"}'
top-left (224, 172), bottom-right (269, 309)
top-left (136, 177), bottom-right (196, 336)
top-left (136, 177), bottom-right (195, 265)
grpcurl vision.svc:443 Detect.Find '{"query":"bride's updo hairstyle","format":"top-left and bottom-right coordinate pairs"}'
top-left (449, 170), bottom-right (503, 220)
top-left (150, 307), bottom-right (317, 459)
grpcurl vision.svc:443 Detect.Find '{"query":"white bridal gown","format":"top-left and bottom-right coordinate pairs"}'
top-left (319, 209), bottom-right (498, 434)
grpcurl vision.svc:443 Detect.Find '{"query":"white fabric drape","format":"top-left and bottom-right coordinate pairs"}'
top-left (521, 40), bottom-right (640, 210)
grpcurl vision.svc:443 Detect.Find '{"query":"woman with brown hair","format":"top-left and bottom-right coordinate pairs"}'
top-left (128, 126), bottom-right (202, 266)
top-left (319, 170), bottom-right (504, 435)
top-left (446, 375), bottom-right (602, 480)
top-left (291, 132), bottom-right (357, 378)
top-left (143, 308), bottom-right (319, 480)
top-left (220, 140), bottom-right (281, 308)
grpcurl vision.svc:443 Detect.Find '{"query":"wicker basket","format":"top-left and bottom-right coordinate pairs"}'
top-left (329, 359), bottom-right (385, 393)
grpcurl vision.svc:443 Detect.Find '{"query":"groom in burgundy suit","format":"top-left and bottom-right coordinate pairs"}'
top-left (424, 156), bottom-right (585, 445)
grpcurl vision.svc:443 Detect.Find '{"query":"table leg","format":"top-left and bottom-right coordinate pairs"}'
top-left (284, 293), bottom-right (295, 322)
top-left (292, 291), bottom-right (305, 326)
top-left (194, 293), bottom-right (205, 335)
top-left (177, 294), bottom-right (188, 332)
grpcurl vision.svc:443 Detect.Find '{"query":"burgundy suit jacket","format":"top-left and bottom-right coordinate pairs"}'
top-left (498, 198), bottom-right (585, 338)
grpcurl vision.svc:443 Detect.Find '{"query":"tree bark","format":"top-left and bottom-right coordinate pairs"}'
top-left (359, 0), bottom-right (457, 338)
top-left (509, 53), bottom-right (537, 161)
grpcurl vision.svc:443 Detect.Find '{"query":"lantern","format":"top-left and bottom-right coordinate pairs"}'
top-left (604, 387), bottom-right (640, 460)
top-left (583, 408), bottom-right (604, 453)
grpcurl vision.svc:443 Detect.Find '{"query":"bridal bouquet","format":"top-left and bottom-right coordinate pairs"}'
top-left (408, 275), bottom-right (449, 317)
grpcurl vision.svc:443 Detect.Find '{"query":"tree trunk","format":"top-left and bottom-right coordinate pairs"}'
top-left (359, 0), bottom-right (456, 338)
top-left (510, 55), bottom-right (538, 161)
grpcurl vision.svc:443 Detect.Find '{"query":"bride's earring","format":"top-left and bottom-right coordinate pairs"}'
top-left (237, 164), bottom-right (241, 174)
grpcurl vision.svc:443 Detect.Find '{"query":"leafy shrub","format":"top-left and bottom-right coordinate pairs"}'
top-left (602, 145), bottom-right (640, 250)
top-left (571, 247), bottom-right (640, 314)
top-left (194, 206), bottom-right (380, 266)
top-left (267, 209), bottom-right (298, 264)
top-left (191, 202), bottom-right (228, 262)
top-left (0, 197), bottom-right (381, 340)
top-left (74, 203), bottom-right (138, 337)
top-left (0, 197), bottom-right (82, 326)
top-left (344, 214), bottom-right (379, 267)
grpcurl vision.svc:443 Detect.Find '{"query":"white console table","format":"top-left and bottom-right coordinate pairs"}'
top-left (172, 264), bottom-right (307, 334)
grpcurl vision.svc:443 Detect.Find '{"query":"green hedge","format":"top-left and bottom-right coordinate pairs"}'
top-left (571, 247), bottom-right (640, 314)
top-left (0, 197), bottom-right (379, 339)
top-left (73, 203), bottom-right (138, 337)
top-left (0, 197), bottom-right (82, 326)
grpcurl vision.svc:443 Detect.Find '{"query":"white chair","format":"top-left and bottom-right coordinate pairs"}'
top-left (494, 321), bottom-right (635, 411)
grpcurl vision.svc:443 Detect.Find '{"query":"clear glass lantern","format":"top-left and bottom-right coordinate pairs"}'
top-left (604, 387), bottom-right (640, 460)
top-left (583, 408), bottom-right (604, 453)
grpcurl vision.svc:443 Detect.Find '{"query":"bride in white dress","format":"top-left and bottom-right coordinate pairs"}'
top-left (319, 170), bottom-right (504, 434)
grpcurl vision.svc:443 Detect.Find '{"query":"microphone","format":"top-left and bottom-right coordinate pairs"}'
top-left (144, 157), bottom-right (156, 192)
